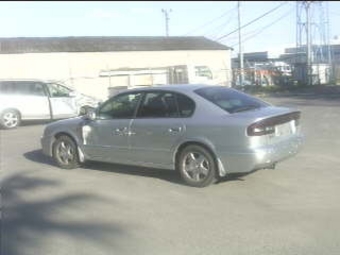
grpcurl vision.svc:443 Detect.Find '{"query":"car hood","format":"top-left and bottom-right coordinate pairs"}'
top-left (43, 116), bottom-right (86, 137)
top-left (51, 116), bottom-right (85, 126)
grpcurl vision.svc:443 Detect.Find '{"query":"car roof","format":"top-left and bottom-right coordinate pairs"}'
top-left (0, 78), bottom-right (64, 83)
top-left (126, 84), bottom-right (221, 93)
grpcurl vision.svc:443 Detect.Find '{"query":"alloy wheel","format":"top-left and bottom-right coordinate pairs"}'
top-left (182, 151), bottom-right (210, 182)
top-left (2, 111), bottom-right (20, 128)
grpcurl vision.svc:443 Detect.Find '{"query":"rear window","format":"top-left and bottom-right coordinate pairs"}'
top-left (195, 87), bottom-right (270, 114)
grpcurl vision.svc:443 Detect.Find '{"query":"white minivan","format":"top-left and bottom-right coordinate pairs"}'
top-left (0, 79), bottom-right (101, 129)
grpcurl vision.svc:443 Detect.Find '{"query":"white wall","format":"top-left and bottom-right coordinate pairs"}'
top-left (0, 50), bottom-right (232, 100)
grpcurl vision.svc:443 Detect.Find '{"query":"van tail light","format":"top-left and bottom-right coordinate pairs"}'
top-left (247, 111), bottom-right (301, 136)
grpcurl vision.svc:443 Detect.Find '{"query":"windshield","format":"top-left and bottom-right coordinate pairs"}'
top-left (195, 87), bottom-right (270, 114)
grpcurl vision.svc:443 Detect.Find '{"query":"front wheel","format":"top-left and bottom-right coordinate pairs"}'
top-left (0, 109), bottom-right (21, 129)
top-left (52, 135), bottom-right (80, 169)
top-left (178, 145), bottom-right (217, 188)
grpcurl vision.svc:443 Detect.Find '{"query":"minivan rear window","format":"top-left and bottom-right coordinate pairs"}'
top-left (195, 86), bottom-right (270, 114)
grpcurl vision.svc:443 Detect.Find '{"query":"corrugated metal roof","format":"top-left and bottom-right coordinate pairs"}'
top-left (0, 36), bottom-right (231, 54)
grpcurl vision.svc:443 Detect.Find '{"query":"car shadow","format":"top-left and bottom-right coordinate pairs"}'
top-left (83, 161), bottom-right (184, 185)
top-left (24, 149), bottom-right (58, 167)
top-left (24, 150), bottom-right (257, 186)
top-left (217, 171), bottom-right (258, 183)
top-left (24, 149), bottom-right (183, 185)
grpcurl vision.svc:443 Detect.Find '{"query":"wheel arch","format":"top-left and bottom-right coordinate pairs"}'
top-left (54, 131), bottom-right (78, 144)
top-left (174, 140), bottom-right (217, 170)
top-left (53, 131), bottom-right (85, 162)
top-left (1, 107), bottom-right (22, 117)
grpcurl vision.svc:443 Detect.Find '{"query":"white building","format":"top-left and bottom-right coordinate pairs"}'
top-left (0, 36), bottom-right (232, 100)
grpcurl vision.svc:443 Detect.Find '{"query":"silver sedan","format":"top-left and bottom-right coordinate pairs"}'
top-left (41, 84), bottom-right (304, 187)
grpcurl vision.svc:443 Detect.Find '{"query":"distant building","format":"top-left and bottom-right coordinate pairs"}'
top-left (0, 36), bottom-right (232, 100)
top-left (281, 44), bottom-right (340, 84)
top-left (232, 44), bottom-right (340, 86)
top-left (232, 51), bottom-right (292, 86)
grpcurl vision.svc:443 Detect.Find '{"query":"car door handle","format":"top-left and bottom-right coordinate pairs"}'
top-left (168, 127), bottom-right (182, 133)
top-left (114, 127), bottom-right (127, 135)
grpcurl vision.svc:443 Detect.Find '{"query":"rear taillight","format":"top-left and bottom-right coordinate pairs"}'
top-left (247, 122), bottom-right (275, 136)
top-left (247, 111), bottom-right (301, 136)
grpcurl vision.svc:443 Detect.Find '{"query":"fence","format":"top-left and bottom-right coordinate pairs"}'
top-left (232, 68), bottom-right (292, 86)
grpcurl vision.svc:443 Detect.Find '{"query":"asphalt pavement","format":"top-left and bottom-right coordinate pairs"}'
top-left (1, 94), bottom-right (340, 255)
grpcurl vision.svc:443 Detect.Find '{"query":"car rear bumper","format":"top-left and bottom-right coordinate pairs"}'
top-left (218, 134), bottom-right (304, 174)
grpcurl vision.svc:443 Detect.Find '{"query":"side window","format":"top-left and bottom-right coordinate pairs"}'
top-left (47, 83), bottom-right (71, 97)
top-left (176, 93), bottom-right (195, 117)
top-left (0, 82), bottom-right (15, 94)
top-left (28, 83), bottom-right (47, 96)
top-left (98, 92), bottom-right (142, 119)
top-left (137, 92), bottom-right (179, 118)
top-left (0, 81), bottom-right (45, 96)
top-left (13, 82), bottom-right (31, 95)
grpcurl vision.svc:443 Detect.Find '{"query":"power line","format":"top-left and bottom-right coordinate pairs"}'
top-left (184, 4), bottom-right (238, 36)
top-left (216, 26), bottom-right (257, 42)
top-left (230, 5), bottom-right (294, 48)
top-left (211, 7), bottom-right (280, 41)
top-left (231, 10), bottom-right (292, 49)
top-left (216, 1), bottom-right (288, 42)
top-left (225, 2), bottom-right (294, 42)
top-left (205, 12), bottom-right (238, 39)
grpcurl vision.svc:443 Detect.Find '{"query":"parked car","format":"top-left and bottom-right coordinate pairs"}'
top-left (0, 79), bottom-right (101, 129)
top-left (41, 84), bottom-right (303, 187)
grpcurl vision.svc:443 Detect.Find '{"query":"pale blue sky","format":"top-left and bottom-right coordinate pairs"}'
top-left (1, 1), bottom-right (340, 56)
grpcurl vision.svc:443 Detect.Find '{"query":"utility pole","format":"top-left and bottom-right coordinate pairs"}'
top-left (296, 1), bottom-right (331, 86)
top-left (305, 1), bottom-right (312, 86)
top-left (238, 1), bottom-right (244, 86)
top-left (162, 9), bottom-right (172, 36)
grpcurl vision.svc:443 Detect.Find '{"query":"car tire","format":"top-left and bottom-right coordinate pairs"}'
top-left (52, 135), bottom-right (80, 169)
top-left (178, 145), bottom-right (217, 188)
top-left (0, 109), bottom-right (21, 129)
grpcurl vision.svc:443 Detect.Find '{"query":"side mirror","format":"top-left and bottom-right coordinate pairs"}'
top-left (85, 109), bottom-right (97, 121)
top-left (69, 91), bottom-right (77, 97)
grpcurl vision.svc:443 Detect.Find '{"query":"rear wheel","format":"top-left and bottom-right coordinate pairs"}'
top-left (178, 145), bottom-right (217, 187)
top-left (52, 135), bottom-right (80, 169)
top-left (0, 109), bottom-right (21, 129)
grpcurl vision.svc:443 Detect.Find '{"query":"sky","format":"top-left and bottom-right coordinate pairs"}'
top-left (1, 1), bottom-right (340, 57)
